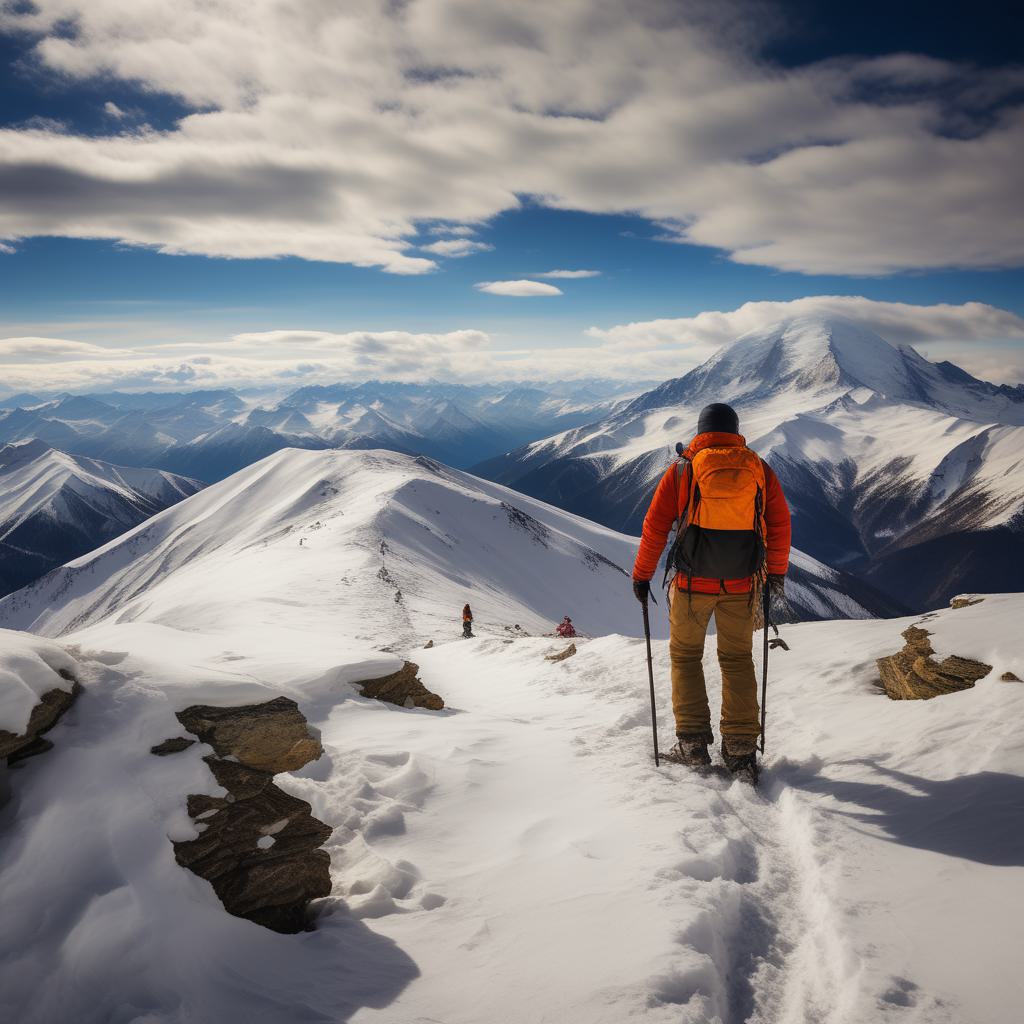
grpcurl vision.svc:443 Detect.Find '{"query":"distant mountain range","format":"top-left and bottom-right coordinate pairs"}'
top-left (0, 381), bottom-right (642, 484)
top-left (0, 439), bottom-right (204, 598)
top-left (475, 316), bottom-right (1024, 611)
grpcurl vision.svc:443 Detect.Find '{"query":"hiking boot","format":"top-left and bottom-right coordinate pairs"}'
top-left (721, 737), bottom-right (759, 783)
top-left (666, 732), bottom-right (712, 767)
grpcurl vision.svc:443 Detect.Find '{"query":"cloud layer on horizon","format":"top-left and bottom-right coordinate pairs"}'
top-left (0, 1), bottom-right (1022, 276)
top-left (2, 297), bottom-right (1022, 395)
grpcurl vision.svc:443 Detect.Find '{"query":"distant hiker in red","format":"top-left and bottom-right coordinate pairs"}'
top-left (631, 403), bottom-right (791, 779)
top-left (462, 603), bottom-right (474, 638)
top-left (556, 616), bottom-right (577, 638)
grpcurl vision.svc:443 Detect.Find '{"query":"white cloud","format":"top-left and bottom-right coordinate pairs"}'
top-left (475, 280), bottom-right (562, 297)
top-left (587, 296), bottom-right (1024, 381)
top-left (537, 269), bottom-right (601, 278)
top-left (103, 101), bottom-right (127, 119)
top-left (0, 327), bottom-right (493, 391)
top-left (2, 298), bottom-right (1022, 392)
top-left (0, 336), bottom-right (116, 361)
top-left (420, 238), bottom-right (493, 258)
top-left (427, 225), bottom-right (477, 237)
top-left (0, 2), bottom-right (1020, 275)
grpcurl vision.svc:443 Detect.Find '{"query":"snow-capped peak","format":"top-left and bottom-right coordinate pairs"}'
top-left (625, 313), bottom-right (1023, 426)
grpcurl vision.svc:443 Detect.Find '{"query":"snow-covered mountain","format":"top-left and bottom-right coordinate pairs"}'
top-left (0, 381), bottom-right (639, 484)
top-left (0, 447), bottom-right (883, 641)
top-left (477, 316), bottom-right (1024, 610)
top-left (0, 439), bottom-right (204, 599)
top-left (1, 444), bottom-right (1021, 1021)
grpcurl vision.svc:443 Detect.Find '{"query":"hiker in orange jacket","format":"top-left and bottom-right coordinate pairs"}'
top-left (462, 603), bottom-right (474, 638)
top-left (631, 403), bottom-right (791, 776)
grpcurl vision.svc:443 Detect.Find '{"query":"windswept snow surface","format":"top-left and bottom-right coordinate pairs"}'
top-left (2, 449), bottom-right (1022, 1023)
top-left (0, 628), bottom-right (77, 735)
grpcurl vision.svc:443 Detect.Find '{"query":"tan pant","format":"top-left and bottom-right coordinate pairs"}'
top-left (668, 590), bottom-right (759, 741)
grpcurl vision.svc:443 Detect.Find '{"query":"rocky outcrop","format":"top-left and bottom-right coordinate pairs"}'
top-left (177, 696), bottom-right (322, 772)
top-left (172, 756), bottom-right (332, 933)
top-left (357, 662), bottom-right (444, 711)
top-left (877, 626), bottom-right (992, 700)
top-left (950, 596), bottom-right (984, 609)
top-left (150, 736), bottom-right (195, 756)
top-left (1001, 671), bottom-right (1021, 682)
top-left (545, 643), bottom-right (577, 662)
top-left (166, 696), bottom-right (331, 933)
top-left (0, 669), bottom-right (81, 764)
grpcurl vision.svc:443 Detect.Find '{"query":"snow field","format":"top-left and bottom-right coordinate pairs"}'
top-left (3, 593), bottom-right (1022, 1022)
top-left (285, 597), bottom-right (1024, 1024)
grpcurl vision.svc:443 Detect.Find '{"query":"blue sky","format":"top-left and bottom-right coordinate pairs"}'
top-left (0, 1), bottom-right (1022, 391)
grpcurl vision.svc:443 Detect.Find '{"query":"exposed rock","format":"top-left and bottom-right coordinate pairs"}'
top-left (172, 756), bottom-right (332, 933)
top-left (546, 643), bottom-right (577, 663)
top-left (151, 736), bottom-right (196, 756)
top-left (423, 639), bottom-right (434, 649)
top-left (176, 696), bottom-right (322, 773)
top-left (877, 626), bottom-right (992, 700)
top-left (0, 670), bottom-right (81, 764)
top-left (165, 696), bottom-right (332, 933)
top-left (357, 661), bottom-right (444, 711)
top-left (1000, 671), bottom-right (1021, 682)
top-left (950, 596), bottom-right (985, 609)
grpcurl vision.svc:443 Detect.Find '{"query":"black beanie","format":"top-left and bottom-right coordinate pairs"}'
top-left (696, 402), bottom-right (739, 436)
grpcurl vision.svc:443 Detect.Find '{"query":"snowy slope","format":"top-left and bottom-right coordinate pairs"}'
top-left (1, 506), bottom-right (1021, 1024)
top-left (759, 394), bottom-right (1024, 576)
top-left (0, 447), bottom-right (881, 645)
top-left (0, 439), bottom-right (204, 598)
top-left (477, 316), bottom-right (1024, 608)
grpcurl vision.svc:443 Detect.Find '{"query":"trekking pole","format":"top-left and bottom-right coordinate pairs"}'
top-left (641, 598), bottom-right (660, 767)
top-left (759, 583), bottom-right (769, 754)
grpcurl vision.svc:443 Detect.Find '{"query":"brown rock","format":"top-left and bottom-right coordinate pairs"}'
top-left (901, 626), bottom-right (934, 655)
top-left (877, 626), bottom-right (992, 700)
top-left (950, 596), bottom-right (985, 609)
top-left (177, 696), bottom-right (322, 773)
top-left (151, 737), bottom-right (196, 756)
top-left (0, 673), bottom-right (82, 763)
top-left (423, 639), bottom-right (434, 649)
top-left (545, 643), bottom-right (577, 662)
top-left (173, 756), bottom-right (332, 933)
top-left (1000, 671), bottom-right (1021, 682)
top-left (357, 661), bottom-right (444, 711)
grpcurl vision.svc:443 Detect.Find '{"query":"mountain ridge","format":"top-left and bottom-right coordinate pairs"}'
top-left (475, 315), bottom-right (1024, 611)
top-left (0, 440), bottom-right (204, 599)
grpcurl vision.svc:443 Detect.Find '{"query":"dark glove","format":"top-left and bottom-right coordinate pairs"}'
top-left (632, 579), bottom-right (651, 604)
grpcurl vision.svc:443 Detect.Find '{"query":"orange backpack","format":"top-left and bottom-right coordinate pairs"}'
top-left (665, 445), bottom-right (767, 585)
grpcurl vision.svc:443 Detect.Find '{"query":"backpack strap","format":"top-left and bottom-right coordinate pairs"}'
top-left (673, 457), bottom-right (692, 528)
top-left (661, 457), bottom-right (692, 591)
